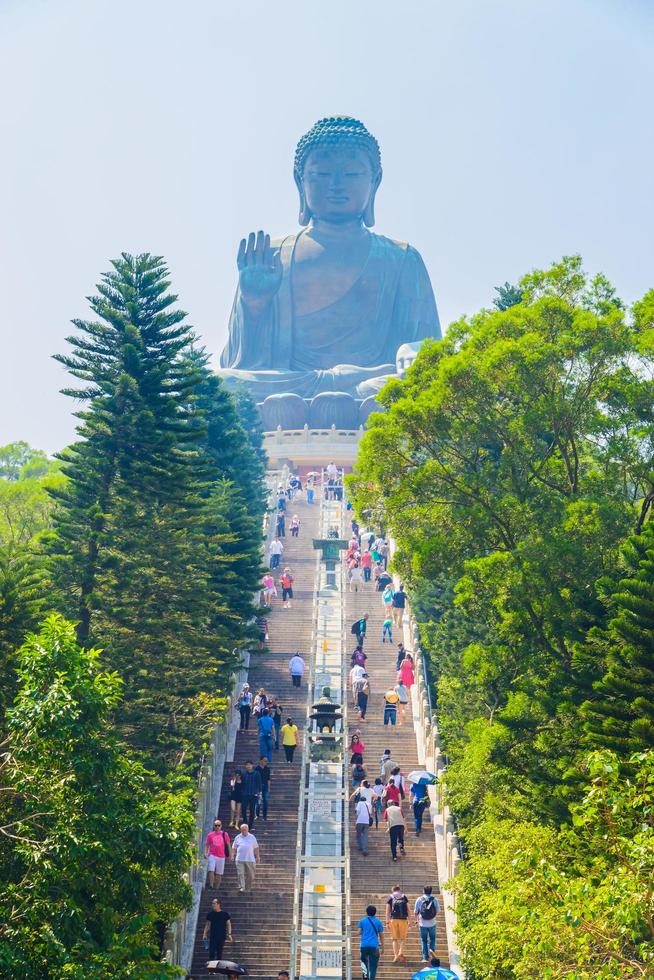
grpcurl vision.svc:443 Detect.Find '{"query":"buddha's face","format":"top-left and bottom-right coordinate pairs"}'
top-left (301, 147), bottom-right (379, 224)
top-left (396, 342), bottom-right (422, 376)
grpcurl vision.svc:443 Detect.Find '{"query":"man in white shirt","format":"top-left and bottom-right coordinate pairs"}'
top-left (288, 653), bottom-right (306, 688)
top-left (269, 536), bottom-right (284, 569)
top-left (350, 663), bottom-right (365, 704)
top-left (326, 461), bottom-right (338, 480)
top-left (414, 886), bottom-right (441, 963)
top-left (230, 823), bottom-right (260, 892)
top-left (355, 798), bottom-right (371, 856)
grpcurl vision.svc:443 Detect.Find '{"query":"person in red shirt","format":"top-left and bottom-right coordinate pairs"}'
top-left (360, 549), bottom-right (373, 583)
top-left (204, 818), bottom-right (231, 890)
top-left (382, 780), bottom-right (402, 808)
top-left (279, 568), bottom-right (295, 609)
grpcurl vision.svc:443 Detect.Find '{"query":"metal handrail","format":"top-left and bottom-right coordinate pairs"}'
top-left (339, 497), bottom-right (353, 980)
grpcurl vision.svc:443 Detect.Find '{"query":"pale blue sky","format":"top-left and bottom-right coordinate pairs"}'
top-left (1, 0), bottom-right (652, 453)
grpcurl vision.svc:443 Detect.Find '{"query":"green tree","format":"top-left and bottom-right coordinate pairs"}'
top-left (583, 524), bottom-right (654, 753)
top-left (351, 259), bottom-right (648, 821)
top-left (454, 750), bottom-right (654, 978)
top-left (230, 380), bottom-right (268, 473)
top-left (0, 442), bottom-right (47, 482)
top-left (49, 254), bottom-right (241, 776)
top-left (0, 615), bottom-right (190, 979)
top-left (0, 448), bottom-right (64, 715)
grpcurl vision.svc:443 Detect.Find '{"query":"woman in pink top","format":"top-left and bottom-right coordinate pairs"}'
top-left (262, 573), bottom-right (276, 603)
top-left (350, 731), bottom-right (366, 759)
top-left (398, 654), bottom-right (415, 689)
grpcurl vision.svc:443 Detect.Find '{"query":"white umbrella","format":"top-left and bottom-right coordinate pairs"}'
top-left (407, 769), bottom-right (437, 784)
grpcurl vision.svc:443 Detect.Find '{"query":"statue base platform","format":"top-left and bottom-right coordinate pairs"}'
top-left (262, 423), bottom-right (364, 469)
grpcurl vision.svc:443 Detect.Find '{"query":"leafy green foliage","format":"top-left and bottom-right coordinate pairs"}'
top-left (349, 257), bottom-right (654, 974)
top-left (454, 750), bottom-right (654, 978)
top-left (0, 448), bottom-right (64, 715)
top-left (0, 615), bottom-right (189, 979)
top-left (0, 442), bottom-right (49, 482)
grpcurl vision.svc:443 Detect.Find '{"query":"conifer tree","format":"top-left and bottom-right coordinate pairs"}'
top-left (583, 525), bottom-right (654, 753)
top-left (187, 354), bottom-right (266, 633)
top-left (49, 254), bottom-right (237, 775)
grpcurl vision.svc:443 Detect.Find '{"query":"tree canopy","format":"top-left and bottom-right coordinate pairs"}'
top-left (350, 256), bottom-right (654, 974)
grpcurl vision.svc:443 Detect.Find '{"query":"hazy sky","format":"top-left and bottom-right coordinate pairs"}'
top-left (1, 0), bottom-right (652, 453)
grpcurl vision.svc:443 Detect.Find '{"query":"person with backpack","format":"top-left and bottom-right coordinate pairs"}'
top-left (392, 583), bottom-right (407, 627)
top-left (414, 886), bottom-right (441, 963)
top-left (204, 818), bottom-right (231, 890)
top-left (351, 613), bottom-right (369, 646)
top-left (385, 885), bottom-right (410, 964)
top-left (358, 904), bottom-right (385, 980)
top-left (355, 672), bottom-right (371, 722)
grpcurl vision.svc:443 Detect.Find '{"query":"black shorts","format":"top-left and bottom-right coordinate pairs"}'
top-left (282, 587), bottom-right (293, 600)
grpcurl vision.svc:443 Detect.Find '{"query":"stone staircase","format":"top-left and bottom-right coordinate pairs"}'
top-left (189, 486), bottom-right (450, 978)
top-left (190, 493), bottom-right (320, 979)
top-left (346, 576), bottom-right (450, 975)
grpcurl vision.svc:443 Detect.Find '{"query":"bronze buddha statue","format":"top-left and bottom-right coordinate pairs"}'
top-left (218, 116), bottom-right (441, 428)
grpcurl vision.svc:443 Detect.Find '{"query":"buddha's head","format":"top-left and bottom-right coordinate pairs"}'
top-left (396, 341), bottom-right (423, 376)
top-left (294, 116), bottom-right (382, 227)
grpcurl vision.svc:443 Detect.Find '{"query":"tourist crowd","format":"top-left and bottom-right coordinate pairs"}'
top-left (199, 472), bottom-right (443, 978)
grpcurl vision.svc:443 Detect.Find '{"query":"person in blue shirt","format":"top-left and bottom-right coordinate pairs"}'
top-left (257, 709), bottom-right (275, 763)
top-left (358, 904), bottom-right (385, 980)
top-left (411, 779), bottom-right (429, 835)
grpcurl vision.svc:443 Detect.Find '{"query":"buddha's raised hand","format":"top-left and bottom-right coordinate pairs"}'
top-left (237, 231), bottom-right (282, 308)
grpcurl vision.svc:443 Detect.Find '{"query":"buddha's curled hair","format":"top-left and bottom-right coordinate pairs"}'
top-left (294, 117), bottom-right (382, 179)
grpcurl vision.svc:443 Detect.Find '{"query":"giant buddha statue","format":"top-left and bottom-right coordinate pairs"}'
top-left (218, 116), bottom-right (441, 428)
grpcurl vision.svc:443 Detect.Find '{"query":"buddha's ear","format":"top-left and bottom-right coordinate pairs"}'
top-left (363, 170), bottom-right (383, 228)
top-left (294, 172), bottom-right (312, 226)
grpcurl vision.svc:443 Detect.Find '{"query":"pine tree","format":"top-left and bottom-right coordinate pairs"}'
top-left (187, 354), bottom-right (266, 635)
top-left (583, 525), bottom-right (654, 754)
top-left (230, 380), bottom-right (268, 473)
top-left (49, 254), bottom-right (234, 775)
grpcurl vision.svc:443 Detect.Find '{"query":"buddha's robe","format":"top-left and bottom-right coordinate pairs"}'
top-left (218, 231), bottom-right (440, 400)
